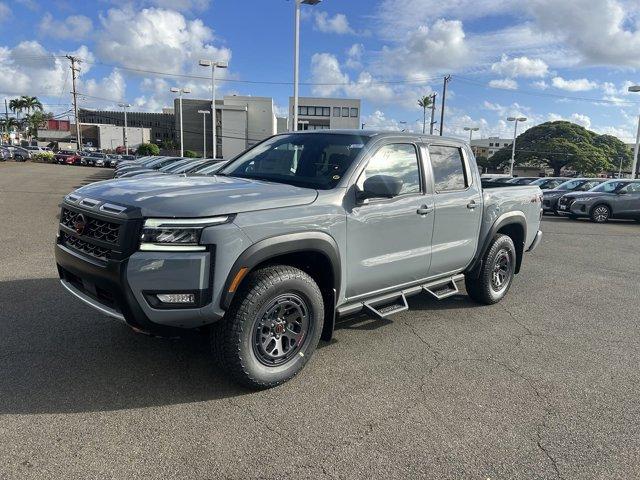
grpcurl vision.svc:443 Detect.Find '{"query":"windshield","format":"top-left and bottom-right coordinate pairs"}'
top-left (219, 133), bottom-right (369, 189)
top-left (590, 180), bottom-right (626, 193)
top-left (159, 159), bottom-right (191, 172)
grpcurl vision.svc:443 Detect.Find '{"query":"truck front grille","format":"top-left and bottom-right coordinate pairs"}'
top-left (60, 232), bottom-right (111, 260)
top-left (61, 208), bottom-right (121, 244)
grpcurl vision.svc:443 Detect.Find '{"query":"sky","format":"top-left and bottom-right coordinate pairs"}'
top-left (1, 0), bottom-right (640, 143)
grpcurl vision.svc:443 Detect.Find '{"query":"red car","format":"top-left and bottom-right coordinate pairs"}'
top-left (55, 150), bottom-right (81, 165)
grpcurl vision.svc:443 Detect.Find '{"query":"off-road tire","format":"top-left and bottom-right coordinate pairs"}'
top-left (211, 265), bottom-right (324, 389)
top-left (465, 234), bottom-right (516, 305)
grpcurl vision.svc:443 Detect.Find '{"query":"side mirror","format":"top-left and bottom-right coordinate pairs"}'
top-left (359, 175), bottom-right (403, 200)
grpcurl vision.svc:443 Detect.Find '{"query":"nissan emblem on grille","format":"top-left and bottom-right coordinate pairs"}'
top-left (74, 214), bottom-right (87, 235)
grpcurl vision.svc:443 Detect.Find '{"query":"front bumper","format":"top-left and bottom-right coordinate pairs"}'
top-left (56, 242), bottom-right (221, 335)
top-left (557, 200), bottom-right (590, 217)
top-left (526, 230), bottom-right (543, 252)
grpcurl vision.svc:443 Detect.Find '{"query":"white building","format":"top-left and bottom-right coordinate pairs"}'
top-left (470, 137), bottom-right (513, 158)
top-left (288, 97), bottom-right (361, 131)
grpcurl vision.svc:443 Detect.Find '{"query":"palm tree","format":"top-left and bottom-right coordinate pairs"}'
top-left (21, 96), bottom-right (43, 116)
top-left (8, 98), bottom-right (25, 121)
top-left (418, 94), bottom-right (434, 134)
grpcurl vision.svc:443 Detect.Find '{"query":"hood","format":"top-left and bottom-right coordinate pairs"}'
top-left (73, 175), bottom-right (318, 217)
top-left (543, 189), bottom-right (566, 196)
top-left (561, 191), bottom-right (613, 199)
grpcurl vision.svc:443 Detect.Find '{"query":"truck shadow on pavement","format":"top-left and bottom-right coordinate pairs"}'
top-left (0, 278), bottom-right (246, 415)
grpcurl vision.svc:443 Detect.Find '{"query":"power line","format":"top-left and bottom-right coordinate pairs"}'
top-left (454, 76), bottom-right (640, 106)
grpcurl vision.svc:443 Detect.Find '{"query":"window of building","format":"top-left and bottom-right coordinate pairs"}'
top-left (323, 107), bottom-right (331, 116)
top-left (429, 145), bottom-right (468, 192)
top-left (333, 107), bottom-right (340, 117)
top-left (350, 108), bottom-right (358, 118)
top-left (342, 107), bottom-right (349, 117)
top-left (356, 144), bottom-right (421, 196)
top-left (489, 143), bottom-right (494, 147)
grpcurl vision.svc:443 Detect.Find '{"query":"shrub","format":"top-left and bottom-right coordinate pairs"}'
top-left (184, 150), bottom-right (198, 158)
top-left (137, 143), bottom-right (160, 156)
top-left (31, 151), bottom-right (55, 163)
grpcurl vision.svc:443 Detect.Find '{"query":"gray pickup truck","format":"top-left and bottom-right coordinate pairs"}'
top-left (55, 131), bottom-right (542, 388)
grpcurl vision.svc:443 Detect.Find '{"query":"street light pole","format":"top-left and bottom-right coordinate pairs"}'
top-left (199, 59), bottom-right (228, 159)
top-left (507, 116), bottom-right (527, 176)
top-left (197, 110), bottom-right (210, 158)
top-left (628, 86), bottom-right (640, 179)
top-left (293, 0), bottom-right (321, 132)
top-left (464, 126), bottom-right (479, 143)
top-left (118, 103), bottom-right (131, 155)
top-left (170, 87), bottom-right (191, 157)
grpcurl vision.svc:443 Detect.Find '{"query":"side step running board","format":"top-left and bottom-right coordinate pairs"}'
top-left (336, 273), bottom-right (465, 319)
top-left (363, 292), bottom-right (408, 319)
top-left (423, 277), bottom-right (460, 300)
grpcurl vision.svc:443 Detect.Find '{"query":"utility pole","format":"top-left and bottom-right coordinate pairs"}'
top-left (66, 55), bottom-right (82, 150)
top-left (3, 99), bottom-right (8, 141)
top-left (429, 92), bottom-right (437, 135)
top-left (439, 75), bottom-right (451, 136)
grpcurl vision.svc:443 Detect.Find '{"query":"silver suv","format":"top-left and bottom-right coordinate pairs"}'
top-left (558, 179), bottom-right (640, 222)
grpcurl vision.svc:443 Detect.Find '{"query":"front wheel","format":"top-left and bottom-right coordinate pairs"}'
top-left (465, 234), bottom-right (516, 305)
top-left (211, 265), bottom-right (324, 389)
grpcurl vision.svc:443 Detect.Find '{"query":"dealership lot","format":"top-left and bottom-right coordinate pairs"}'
top-left (1, 162), bottom-right (639, 479)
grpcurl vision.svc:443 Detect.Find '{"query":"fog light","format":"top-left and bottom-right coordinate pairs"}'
top-left (156, 293), bottom-right (195, 304)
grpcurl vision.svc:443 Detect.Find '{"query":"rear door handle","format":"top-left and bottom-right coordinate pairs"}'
top-left (467, 201), bottom-right (478, 210)
top-left (417, 205), bottom-right (434, 215)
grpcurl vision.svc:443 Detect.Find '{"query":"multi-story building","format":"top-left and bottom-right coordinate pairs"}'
top-left (78, 109), bottom-right (175, 145)
top-left (470, 137), bottom-right (513, 158)
top-left (288, 97), bottom-right (361, 131)
top-left (174, 95), bottom-right (277, 159)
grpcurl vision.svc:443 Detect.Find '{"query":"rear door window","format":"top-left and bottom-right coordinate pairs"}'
top-left (429, 145), bottom-right (468, 192)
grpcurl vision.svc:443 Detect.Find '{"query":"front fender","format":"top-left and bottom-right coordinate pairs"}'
top-left (220, 231), bottom-right (341, 310)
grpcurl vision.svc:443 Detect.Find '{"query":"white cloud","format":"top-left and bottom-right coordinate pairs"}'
top-left (0, 41), bottom-right (94, 99)
top-left (528, 0), bottom-right (640, 67)
top-left (381, 19), bottom-right (470, 79)
top-left (531, 80), bottom-right (549, 90)
top-left (488, 78), bottom-right (518, 90)
top-left (95, 7), bottom-right (231, 76)
top-left (547, 112), bottom-right (592, 129)
top-left (82, 69), bottom-right (126, 105)
top-left (491, 54), bottom-right (548, 78)
top-left (551, 76), bottom-right (598, 91)
top-left (309, 53), bottom-right (395, 104)
top-left (314, 12), bottom-right (354, 35)
top-left (361, 110), bottom-right (405, 131)
top-left (345, 43), bottom-right (364, 69)
top-left (40, 13), bottom-right (93, 40)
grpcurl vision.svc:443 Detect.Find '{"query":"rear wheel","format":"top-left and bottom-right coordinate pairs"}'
top-left (211, 265), bottom-right (324, 389)
top-left (466, 234), bottom-right (516, 305)
top-left (590, 204), bottom-right (610, 223)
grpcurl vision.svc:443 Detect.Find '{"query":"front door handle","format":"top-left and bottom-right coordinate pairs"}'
top-left (417, 205), bottom-right (434, 215)
top-left (467, 201), bottom-right (478, 210)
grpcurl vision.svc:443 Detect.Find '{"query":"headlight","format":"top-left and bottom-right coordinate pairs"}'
top-left (140, 216), bottom-right (230, 251)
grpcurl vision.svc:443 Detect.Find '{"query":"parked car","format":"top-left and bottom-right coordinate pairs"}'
top-left (189, 159), bottom-right (228, 176)
top-left (127, 159), bottom-right (210, 179)
top-left (0, 146), bottom-right (10, 161)
top-left (506, 176), bottom-right (540, 185)
top-left (557, 179), bottom-right (640, 222)
top-left (12, 147), bottom-right (30, 161)
top-left (80, 152), bottom-right (107, 167)
top-left (114, 156), bottom-right (166, 176)
top-left (115, 157), bottom-right (183, 178)
top-left (56, 131), bottom-right (543, 388)
top-left (530, 177), bottom-right (571, 190)
top-left (55, 150), bottom-right (80, 165)
top-left (542, 178), bottom-right (605, 215)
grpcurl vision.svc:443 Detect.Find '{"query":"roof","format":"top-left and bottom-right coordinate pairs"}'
top-left (286, 129), bottom-right (466, 144)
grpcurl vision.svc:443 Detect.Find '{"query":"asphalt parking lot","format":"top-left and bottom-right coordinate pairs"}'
top-left (1, 162), bottom-right (639, 479)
